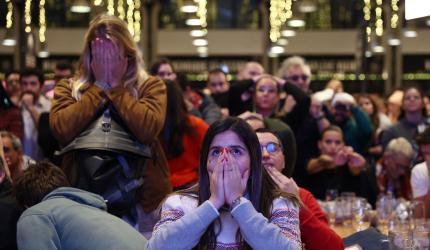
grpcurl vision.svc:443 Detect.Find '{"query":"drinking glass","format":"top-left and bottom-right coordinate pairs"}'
top-left (325, 189), bottom-right (338, 201)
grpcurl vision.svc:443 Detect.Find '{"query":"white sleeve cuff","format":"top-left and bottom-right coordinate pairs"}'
top-left (206, 200), bottom-right (220, 216)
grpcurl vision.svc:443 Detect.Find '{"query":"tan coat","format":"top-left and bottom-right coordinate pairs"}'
top-left (50, 76), bottom-right (172, 212)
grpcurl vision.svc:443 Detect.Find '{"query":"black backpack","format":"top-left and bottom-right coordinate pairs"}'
top-left (59, 106), bottom-right (151, 217)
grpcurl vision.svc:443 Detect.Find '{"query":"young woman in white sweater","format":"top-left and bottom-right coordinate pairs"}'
top-left (147, 117), bottom-right (301, 250)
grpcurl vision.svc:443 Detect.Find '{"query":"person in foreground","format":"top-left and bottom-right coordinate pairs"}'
top-left (14, 161), bottom-right (147, 250)
top-left (255, 128), bottom-right (343, 250)
top-left (147, 117), bottom-right (301, 250)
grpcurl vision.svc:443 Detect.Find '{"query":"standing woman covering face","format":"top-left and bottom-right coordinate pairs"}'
top-left (148, 117), bottom-right (301, 250)
top-left (49, 15), bottom-right (171, 225)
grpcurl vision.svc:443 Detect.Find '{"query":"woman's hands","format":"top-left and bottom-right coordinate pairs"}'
top-left (266, 166), bottom-right (299, 197)
top-left (209, 149), bottom-right (248, 209)
top-left (91, 35), bottom-right (128, 89)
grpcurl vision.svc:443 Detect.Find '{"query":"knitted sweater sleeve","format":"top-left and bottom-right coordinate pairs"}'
top-left (231, 197), bottom-right (302, 250)
top-left (146, 195), bottom-right (219, 250)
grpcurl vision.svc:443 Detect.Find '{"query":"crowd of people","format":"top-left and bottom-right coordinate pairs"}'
top-left (1, 14), bottom-right (430, 250)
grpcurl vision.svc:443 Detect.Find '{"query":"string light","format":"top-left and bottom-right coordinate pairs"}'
top-left (107, 0), bottom-right (115, 15)
top-left (375, 0), bottom-right (383, 36)
top-left (39, 0), bottom-right (46, 43)
top-left (126, 0), bottom-right (135, 35)
top-left (197, 0), bottom-right (207, 28)
top-left (133, 0), bottom-right (141, 42)
top-left (24, 0), bottom-right (32, 33)
top-left (391, 0), bottom-right (399, 28)
top-left (5, 0), bottom-right (13, 29)
top-left (94, 0), bottom-right (103, 6)
top-left (363, 0), bottom-right (372, 42)
top-left (270, 0), bottom-right (292, 42)
top-left (118, 0), bottom-right (125, 20)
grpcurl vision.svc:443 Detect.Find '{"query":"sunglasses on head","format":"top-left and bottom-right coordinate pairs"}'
top-left (260, 142), bottom-right (282, 153)
top-left (288, 74), bottom-right (309, 82)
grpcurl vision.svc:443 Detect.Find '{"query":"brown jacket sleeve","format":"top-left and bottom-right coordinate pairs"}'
top-left (105, 76), bottom-right (167, 144)
top-left (49, 79), bottom-right (107, 145)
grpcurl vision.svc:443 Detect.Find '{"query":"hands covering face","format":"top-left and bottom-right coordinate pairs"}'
top-left (208, 148), bottom-right (249, 209)
top-left (91, 35), bottom-right (128, 89)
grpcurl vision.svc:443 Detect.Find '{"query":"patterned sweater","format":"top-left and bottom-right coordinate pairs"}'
top-left (147, 194), bottom-right (301, 250)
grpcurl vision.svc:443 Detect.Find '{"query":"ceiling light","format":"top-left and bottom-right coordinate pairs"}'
top-left (299, 1), bottom-right (317, 13)
top-left (277, 38), bottom-right (288, 46)
top-left (388, 38), bottom-right (401, 46)
top-left (364, 50), bottom-right (372, 58)
top-left (181, 5), bottom-right (198, 13)
top-left (197, 46), bottom-right (208, 53)
top-left (190, 29), bottom-right (207, 37)
top-left (372, 45), bottom-right (384, 53)
top-left (186, 18), bottom-right (202, 26)
top-left (38, 42), bottom-right (50, 58)
top-left (2, 29), bottom-right (16, 46)
top-left (426, 18), bottom-right (430, 26)
top-left (403, 29), bottom-right (418, 38)
top-left (71, 0), bottom-right (91, 13)
top-left (193, 38), bottom-right (208, 46)
top-left (269, 45), bottom-right (285, 54)
top-left (281, 29), bottom-right (296, 37)
top-left (287, 18), bottom-right (305, 28)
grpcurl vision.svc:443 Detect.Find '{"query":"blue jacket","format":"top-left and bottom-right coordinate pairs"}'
top-left (17, 187), bottom-right (147, 250)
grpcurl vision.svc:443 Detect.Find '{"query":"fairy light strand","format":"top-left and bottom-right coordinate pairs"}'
top-left (270, 0), bottom-right (292, 42)
top-left (133, 0), bottom-right (141, 42)
top-left (363, 0), bottom-right (372, 42)
top-left (107, 0), bottom-right (115, 15)
top-left (375, 0), bottom-right (383, 36)
top-left (126, 0), bottom-right (135, 36)
top-left (117, 0), bottom-right (125, 20)
top-left (94, 0), bottom-right (103, 6)
top-left (391, 0), bottom-right (399, 28)
top-left (5, 0), bottom-right (13, 29)
top-left (24, 0), bottom-right (32, 33)
top-left (197, 0), bottom-right (207, 28)
top-left (39, 0), bottom-right (46, 43)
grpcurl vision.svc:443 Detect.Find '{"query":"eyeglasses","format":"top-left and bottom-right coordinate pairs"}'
top-left (260, 142), bottom-right (282, 154)
top-left (287, 74), bottom-right (309, 82)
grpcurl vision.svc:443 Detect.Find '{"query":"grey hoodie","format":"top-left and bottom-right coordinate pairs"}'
top-left (17, 187), bottom-right (146, 250)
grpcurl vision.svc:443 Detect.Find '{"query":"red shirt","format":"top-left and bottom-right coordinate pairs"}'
top-left (0, 106), bottom-right (23, 140)
top-left (299, 188), bottom-right (344, 250)
top-left (168, 115), bottom-right (208, 188)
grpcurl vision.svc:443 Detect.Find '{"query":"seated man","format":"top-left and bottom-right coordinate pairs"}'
top-left (411, 127), bottom-right (430, 217)
top-left (14, 161), bottom-right (147, 250)
top-left (376, 137), bottom-right (414, 199)
top-left (307, 126), bottom-right (367, 199)
top-left (256, 129), bottom-right (343, 250)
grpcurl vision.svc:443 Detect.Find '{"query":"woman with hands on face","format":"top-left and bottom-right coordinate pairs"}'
top-left (148, 117), bottom-right (301, 250)
top-left (256, 128), bottom-right (344, 250)
top-left (307, 126), bottom-right (365, 175)
top-left (307, 126), bottom-right (367, 199)
top-left (49, 14), bottom-right (171, 225)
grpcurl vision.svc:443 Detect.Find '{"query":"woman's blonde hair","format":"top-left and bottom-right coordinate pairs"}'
top-left (72, 14), bottom-right (148, 99)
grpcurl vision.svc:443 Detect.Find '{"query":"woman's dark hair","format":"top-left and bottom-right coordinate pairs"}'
top-left (13, 160), bottom-right (70, 208)
top-left (179, 117), bottom-right (299, 249)
top-left (149, 58), bottom-right (174, 76)
top-left (357, 94), bottom-right (380, 131)
top-left (162, 80), bottom-right (195, 158)
top-left (399, 85), bottom-right (427, 119)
